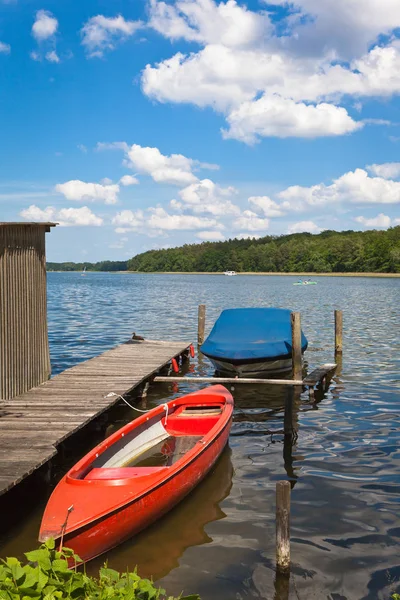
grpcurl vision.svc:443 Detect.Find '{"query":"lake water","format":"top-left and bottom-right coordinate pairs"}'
top-left (1, 272), bottom-right (399, 600)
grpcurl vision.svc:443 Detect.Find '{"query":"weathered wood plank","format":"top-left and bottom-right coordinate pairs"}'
top-left (154, 375), bottom-right (304, 385)
top-left (303, 363), bottom-right (337, 386)
top-left (0, 339), bottom-right (190, 496)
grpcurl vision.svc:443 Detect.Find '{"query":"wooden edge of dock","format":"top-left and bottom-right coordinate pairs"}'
top-left (0, 339), bottom-right (191, 497)
top-left (153, 363), bottom-right (337, 388)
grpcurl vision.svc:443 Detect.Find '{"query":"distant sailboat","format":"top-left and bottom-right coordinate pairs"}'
top-left (82, 266), bottom-right (87, 276)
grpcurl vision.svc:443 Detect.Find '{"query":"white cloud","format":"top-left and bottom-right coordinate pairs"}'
top-left (141, 45), bottom-right (267, 112)
top-left (119, 174), bottom-right (139, 186)
top-left (77, 144), bottom-right (88, 153)
top-left (81, 15), bottom-right (143, 57)
top-left (142, 41), bottom-right (400, 110)
top-left (222, 94), bottom-right (362, 143)
top-left (367, 162), bottom-right (400, 179)
top-left (141, 0), bottom-right (400, 142)
top-left (263, 0), bottom-right (400, 58)
top-left (233, 210), bottom-right (270, 231)
top-left (112, 207), bottom-right (221, 234)
top-left (148, 207), bottom-right (221, 230)
top-left (124, 144), bottom-right (198, 186)
top-left (45, 50), bottom-right (59, 63)
top-left (196, 230), bottom-right (225, 241)
top-left (32, 10), bottom-right (58, 41)
top-left (112, 209), bottom-right (145, 230)
top-left (20, 205), bottom-right (55, 222)
top-left (0, 42), bottom-right (10, 54)
top-left (279, 168), bottom-right (400, 211)
top-left (355, 213), bottom-right (392, 228)
top-left (178, 179), bottom-right (240, 215)
top-left (55, 180), bottom-right (120, 204)
top-left (148, 0), bottom-right (271, 48)
top-left (20, 205), bottom-right (103, 226)
top-left (287, 220), bottom-right (322, 234)
top-left (235, 232), bottom-right (261, 240)
top-left (248, 195), bottom-right (285, 217)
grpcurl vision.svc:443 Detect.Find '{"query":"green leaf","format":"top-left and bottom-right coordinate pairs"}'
top-left (24, 550), bottom-right (48, 565)
top-left (100, 568), bottom-right (120, 583)
top-left (18, 570), bottom-right (38, 590)
top-left (44, 540), bottom-right (55, 551)
top-left (50, 560), bottom-right (69, 574)
top-left (3, 561), bottom-right (24, 586)
top-left (37, 569), bottom-right (49, 590)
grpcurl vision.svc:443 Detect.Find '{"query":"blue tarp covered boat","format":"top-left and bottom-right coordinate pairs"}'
top-left (200, 308), bottom-right (308, 376)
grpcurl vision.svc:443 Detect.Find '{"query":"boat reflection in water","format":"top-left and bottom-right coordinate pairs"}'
top-left (87, 446), bottom-right (234, 580)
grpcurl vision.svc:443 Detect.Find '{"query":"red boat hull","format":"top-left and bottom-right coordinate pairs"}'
top-left (40, 385), bottom-right (233, 563)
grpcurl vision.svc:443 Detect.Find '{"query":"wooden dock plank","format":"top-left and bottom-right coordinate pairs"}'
top-left (303, 363), bottom-right (337, 386)
top-left (0, 339), bottom-right (190, 496)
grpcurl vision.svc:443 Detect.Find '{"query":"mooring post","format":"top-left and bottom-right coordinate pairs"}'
top-left (276, 481), bottom-right (291, 575)
top-left (198, 304), bottom-right (206, 345)
top-left (291, 312), bottom-right (302, 381)
top-left (335, 309), bottom-right (343, 356)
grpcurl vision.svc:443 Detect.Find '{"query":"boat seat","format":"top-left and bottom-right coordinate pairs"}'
top-left (178, 406), bottom-right (222, 416)
top-left (85, 467), bottom-right (165, 481)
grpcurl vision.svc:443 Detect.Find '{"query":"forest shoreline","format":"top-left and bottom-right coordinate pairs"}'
top-left (117, 271), bottom-right (400, 277)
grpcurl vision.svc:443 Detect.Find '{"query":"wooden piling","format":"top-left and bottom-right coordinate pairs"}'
top-left (291, 312), bottom-right (302, 381)
top-left (335, 309), bottom-right (343, 355)
top-left (198, 304), bottom-right (206, 345)
top-left (276, 481), bottom-right (291, 574)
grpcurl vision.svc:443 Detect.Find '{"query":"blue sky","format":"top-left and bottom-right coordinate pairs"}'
top-left (1, 0), bottom-right (400, 261)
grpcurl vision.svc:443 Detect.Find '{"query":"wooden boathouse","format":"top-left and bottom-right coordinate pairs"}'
top-left (0, 222), bottom-right (56, 399)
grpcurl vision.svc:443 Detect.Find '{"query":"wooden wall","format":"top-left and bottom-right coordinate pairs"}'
top-left (0, 224), bottom-right (54, 399)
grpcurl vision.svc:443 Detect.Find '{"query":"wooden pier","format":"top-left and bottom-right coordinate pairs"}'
top-left (0, 339), bottom-right (190, 496)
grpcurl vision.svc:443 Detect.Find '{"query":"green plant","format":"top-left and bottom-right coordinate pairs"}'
top-left (0, 539), bottom-right (199, 600)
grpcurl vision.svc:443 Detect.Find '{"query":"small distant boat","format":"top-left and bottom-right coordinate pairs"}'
top-left (293, 279), bottom-right (317, 286)
top-left (81, 266), bottom-right (86, 276)
top-left (224, 271), bottom-right (237, 276)
top-left (201, 307), bottom-right (308, 376)
top-left (39, 385), bottom-right (233, 563)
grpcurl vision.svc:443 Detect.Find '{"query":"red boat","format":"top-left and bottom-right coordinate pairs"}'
top-left (39, 385), bottom-right (233, 563)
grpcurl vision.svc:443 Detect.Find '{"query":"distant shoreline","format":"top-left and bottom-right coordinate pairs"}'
top-left (47, 271), bottom-right (400, 278)
top-left (126, 271), bottom-right (400, 277)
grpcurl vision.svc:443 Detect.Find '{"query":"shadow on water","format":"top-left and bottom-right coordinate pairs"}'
top-left (87, 446), bottom-right (234, 579)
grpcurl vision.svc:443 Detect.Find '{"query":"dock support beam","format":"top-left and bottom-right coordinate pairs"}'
top-left (291, 312), bottom-right (302, 381)
top-left (335, 309), bottom-right (343, 356)
top-left (276, 481), bottom-right (291, 574)
top-left (198, 304), bottom-right (206, 345)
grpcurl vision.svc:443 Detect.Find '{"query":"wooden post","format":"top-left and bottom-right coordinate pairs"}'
top-left (198, 304), bottom-right (206, 345)
top-left (335, 309), bottom-right (343, 355)
top-left (276, 481), bottom-right (291, 574)
top-left (291, 312), bottom-right (302, 381)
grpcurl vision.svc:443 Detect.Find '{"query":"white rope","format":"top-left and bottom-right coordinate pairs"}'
top-left (105, 392), bottom-right (169, 423)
